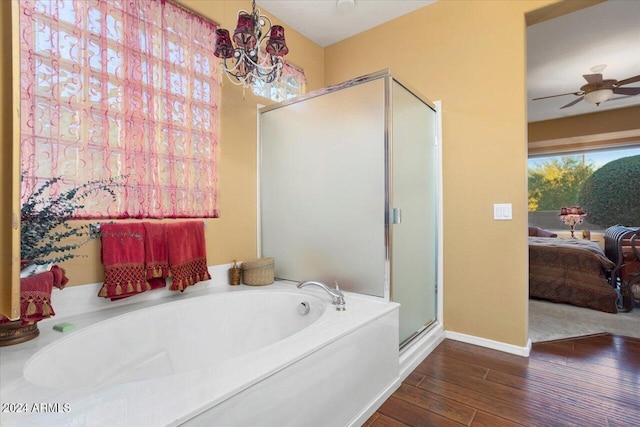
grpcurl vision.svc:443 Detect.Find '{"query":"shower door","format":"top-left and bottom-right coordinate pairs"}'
top-left (259, 71), bottom-right (439, 347)
top-left (390, 80), bottom-right (438, 346)
top-left (259, 77), bottom-right (386, 297)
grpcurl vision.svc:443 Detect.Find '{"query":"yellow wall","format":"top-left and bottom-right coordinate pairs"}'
top-left (0, 0), bottom-right (325, 309)
top-left (324, 0), bottom-right (563, 347)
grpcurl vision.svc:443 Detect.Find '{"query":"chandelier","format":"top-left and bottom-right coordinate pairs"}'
top-left (214, 0), bottom-right (289, 88)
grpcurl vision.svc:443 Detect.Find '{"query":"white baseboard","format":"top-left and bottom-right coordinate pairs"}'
top-left (399, 323), bottom-right (446, 380)
top-left (445, 330), bottom-right (532, 357)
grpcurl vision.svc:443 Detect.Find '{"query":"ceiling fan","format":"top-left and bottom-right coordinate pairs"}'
top-left (533, 71), bottom-right (640, 109)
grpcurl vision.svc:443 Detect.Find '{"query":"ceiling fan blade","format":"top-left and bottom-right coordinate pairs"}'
top-left (613, 87), bottom-right (640, 96)
top-left (532, 91), bottom-right (582, 101)
top-left (615, 74), bottom-right (640, 86)
top-left (609, 95), bottom-right (634, 102)
top-left (583, 73), bottom-right (603, 84)
top-left (560, 96), bottom-right (584, 109)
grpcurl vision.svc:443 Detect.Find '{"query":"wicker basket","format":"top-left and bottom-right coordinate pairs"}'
top-left (241, 257), bottom-right (275, 286)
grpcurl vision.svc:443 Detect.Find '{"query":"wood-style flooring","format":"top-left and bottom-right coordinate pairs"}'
top-left (364, 334), bottom-right (640, 427)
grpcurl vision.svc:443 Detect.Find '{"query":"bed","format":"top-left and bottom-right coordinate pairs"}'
top-left (528, 237), bottom-right (618, 313)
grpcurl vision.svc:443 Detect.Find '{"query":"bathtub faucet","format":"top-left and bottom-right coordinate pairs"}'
top-left (297, 281), bottom-right (346, 311)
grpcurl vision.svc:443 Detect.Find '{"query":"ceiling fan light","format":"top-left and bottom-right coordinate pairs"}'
top-left (584, 88), bottom-right (613, 105)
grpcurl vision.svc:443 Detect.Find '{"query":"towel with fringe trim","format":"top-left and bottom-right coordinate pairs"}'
top-left (98, 223), bottom-right (149, 299)
top-left (143, 222), bottom-right (170, 282)
top-left (167, 221), bottom-right (211, 292)
top-left (18, 265), bottom-right (68, 323)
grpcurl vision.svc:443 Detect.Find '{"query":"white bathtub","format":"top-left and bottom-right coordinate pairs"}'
top-left (0, 282), bottom-right (399, 426)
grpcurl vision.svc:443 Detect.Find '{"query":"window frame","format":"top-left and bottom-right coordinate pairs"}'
top-left (527, 145), bottom-right (640, 231)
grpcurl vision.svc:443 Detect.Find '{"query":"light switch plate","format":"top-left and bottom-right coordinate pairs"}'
top-left (494, 203), bottom-right (512, 220)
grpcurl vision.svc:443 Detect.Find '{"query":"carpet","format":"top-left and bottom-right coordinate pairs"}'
top-left (529, 299), bottom-right (640, 343)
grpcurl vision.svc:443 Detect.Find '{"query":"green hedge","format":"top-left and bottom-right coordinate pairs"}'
top-left (578, 154), bottom-right (640, 227)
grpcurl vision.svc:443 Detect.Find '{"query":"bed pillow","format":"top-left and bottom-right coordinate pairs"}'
top-left (529, 226), bottom-right (558, 238)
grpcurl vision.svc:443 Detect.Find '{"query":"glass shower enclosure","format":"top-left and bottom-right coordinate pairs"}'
top-left (259, 70), bottom-right (439, 346)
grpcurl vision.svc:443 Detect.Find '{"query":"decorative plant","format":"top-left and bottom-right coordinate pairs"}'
top-left (20, 175), bottom-right (126, 267)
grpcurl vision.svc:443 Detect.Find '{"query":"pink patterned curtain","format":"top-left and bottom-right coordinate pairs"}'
top-left (20, 0), bottom-right (220, 219)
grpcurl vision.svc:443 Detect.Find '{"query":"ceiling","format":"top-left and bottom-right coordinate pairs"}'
top-left (256, 0), bottom-right (640, 123)
top-left (256, 0), bottom-right (435, 47)
top-left (527, 1), bottom-right (640, 123)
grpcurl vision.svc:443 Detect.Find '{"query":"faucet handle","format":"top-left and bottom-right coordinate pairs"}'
top-left (333, 281), bottom-right (342, 294)
top-left (333, 281), bottom-right (346, 311)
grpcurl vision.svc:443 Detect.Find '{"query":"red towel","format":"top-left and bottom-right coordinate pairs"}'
top-left (19, 266), bottom-right (68, 323)
top-left (143, 222), bottom-right (170, 291)
top-left (98, 223), bottom-right (149, 299)
top-left (167, 221), bottom-right (211, 291)
top-left (50, 265), bottom-right (69, 290)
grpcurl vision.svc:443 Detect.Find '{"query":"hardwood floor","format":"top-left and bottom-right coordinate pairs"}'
top-left (364, 334), bottom-right (640, 427)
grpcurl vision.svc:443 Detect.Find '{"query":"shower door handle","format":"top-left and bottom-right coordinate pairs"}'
top-left (392, 208), bottom-right (402, 224)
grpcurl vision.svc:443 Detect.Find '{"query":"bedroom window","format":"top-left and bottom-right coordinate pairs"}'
top-left (19, 0), bottom-right (220, 219)
top-left (528, 147), bottom-right (640, 231)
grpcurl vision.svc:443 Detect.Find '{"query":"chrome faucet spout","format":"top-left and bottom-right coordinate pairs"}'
top-left (297, 281), bottom-right (346, 311)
